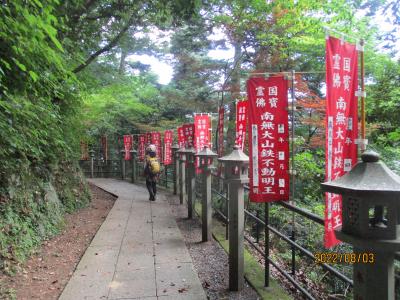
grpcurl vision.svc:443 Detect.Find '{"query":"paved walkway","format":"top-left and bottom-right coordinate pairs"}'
top-left (60, 178), bottom-right (207, 300)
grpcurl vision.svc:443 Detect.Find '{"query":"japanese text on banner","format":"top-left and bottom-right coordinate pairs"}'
top-left (194, 114), bottom-right (211, 152)
top-left (177, 126), bottom-right (185, 148)
top-left (247, 76), bottom-right (290, 202)
top-left (151, 132), bottom-right (162, 159)
top-left (164, 130), bottom-right (173, 165)
top-left (183, 123), bottom-right (195, 148)
top-left (218, 107), bottom-right (224, 157)
top-left (235, 100), bottom-right (248, 150)
top-left (138, 134), bottom-right (146, 161)
top-left (325, 36), bottom-right (358, 248)
top-left (194, 114), bottom-right (211, 173)
top-left (146, 132), bottom-right (152, 146)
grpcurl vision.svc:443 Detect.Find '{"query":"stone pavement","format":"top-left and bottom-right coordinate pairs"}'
top-left (60, 178), bottom-right (207, 300)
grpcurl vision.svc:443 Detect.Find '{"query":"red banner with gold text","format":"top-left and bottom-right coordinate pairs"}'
top-left (325, 36), bottom-right (358, 248)
top-left (247, 76), bottom-right (290, 202)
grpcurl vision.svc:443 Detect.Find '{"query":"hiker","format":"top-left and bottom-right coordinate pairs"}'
top-left (144, 144), bottom-right (160, 201)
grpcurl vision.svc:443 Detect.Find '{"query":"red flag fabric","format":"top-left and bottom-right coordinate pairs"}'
top-left (247, 76), bottom-right (290, 202)
top-left (177, 126), bottom-right (185, 148)
top-left (218, 107), bottom-right (224, 157)
top-left (151, 132), bottom-right (162, 159)
top-left (183, 124), bottom-right (195, 147)
top-left (325, 36), bottom-right (358, 248)
top-left (123, 135), bottom-right (133, 160)
top-left (164, 130), bottom-right (173, 165)
top-left (146, 132), bottom-right (152, 146)
top-left (194, 114), bottom-right (210, 152)
top-left (138, 134), bottom-right (145, 161)
top-left (194, 114), bottom-right (211, 173)
top-left (235, 100), bottom-right (248, 150)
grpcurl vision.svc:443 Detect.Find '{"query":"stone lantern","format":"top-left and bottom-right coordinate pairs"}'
top-left (321, 150), bottom-right (400, 300)
top-left (171, 144), bottom-right (180, 195)
top-left (130, 149), bottom-right (137, 183)
top-left (177, 146), bottom-right (187, 205)
top-left (180, 144), bottom-right (196, 219)
top-left (218, 145), bottom-right (249, 291)
top-left (196, 145), bottom-right (217, 242)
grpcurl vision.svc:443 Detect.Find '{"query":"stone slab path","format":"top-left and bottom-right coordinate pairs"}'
top-left (59, 178), bottom-right (207, 300)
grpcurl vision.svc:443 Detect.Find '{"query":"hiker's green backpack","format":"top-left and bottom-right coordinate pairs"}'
top-left (147, 156), bottom-right (160, 175)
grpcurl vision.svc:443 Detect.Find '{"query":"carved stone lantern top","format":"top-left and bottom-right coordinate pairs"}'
top-left (321, 150), bottom-right (400, 198)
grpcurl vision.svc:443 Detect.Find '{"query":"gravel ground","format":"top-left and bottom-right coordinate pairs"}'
top-left (167, 195), bottom-right (260, 300)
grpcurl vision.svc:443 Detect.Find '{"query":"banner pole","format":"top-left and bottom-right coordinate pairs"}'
top-left (360, 39), bottom-right (366, 152)
top-left (290, 70), bottom-right (296, 276)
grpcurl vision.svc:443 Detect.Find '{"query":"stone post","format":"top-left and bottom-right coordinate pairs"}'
top-left (130, 149), bottom-right (137, 183)
top-left (89, 149), bottom-right (95, 178)
top-left (185, 146), bottom-right (196, 219)
top-left (177, 147), bottom-right (186, 205)
top-left (196, 145), bottom-right (217, 242)
top-left (121, 149), bottom-right (126, 180)
top-left (218, 145), bottom-right (249, 291)
top-left (172, 144), bottom-right (180, 195)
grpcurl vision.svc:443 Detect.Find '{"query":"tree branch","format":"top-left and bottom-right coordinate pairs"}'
top-left (73, 14), bottom-right (136, 73)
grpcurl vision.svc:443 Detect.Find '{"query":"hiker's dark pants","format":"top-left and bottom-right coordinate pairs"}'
top-left (146, 178), bottom-right (157, 200)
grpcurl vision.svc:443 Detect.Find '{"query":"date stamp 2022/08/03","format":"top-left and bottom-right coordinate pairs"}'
top-left (314, 252), bottom-right (375, 264)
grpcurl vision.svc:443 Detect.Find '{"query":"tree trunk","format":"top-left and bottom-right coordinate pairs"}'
top-left (119, 47), bottom-right (128, 75)
top-left (226, 40), bottom-right (242, 150)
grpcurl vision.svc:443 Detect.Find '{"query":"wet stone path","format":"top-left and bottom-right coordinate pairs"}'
top-left (59, 178), bottom-right (207, 300)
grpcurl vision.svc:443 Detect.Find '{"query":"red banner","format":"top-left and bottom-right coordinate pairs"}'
top-left (151, 132), bottom-right (162, 159)
top-left (146, 132), bottom-right (152, 146)
top-left (235, 100), bottom-right (248, 150)
top-left (194, 114), bottom-right (211, 173)
top-left (177, 126), bottom-right (185, 148)
top-left (194, 114), bottom-right (210, 152)
top-left (183, 123), bottom-right (195, 147)
top-left (123, 135), bottom-right (133, 160)
top-left (138, 134), bottom-right (146, 161)
top-left (101, 135), bottom-right (108, 161)
top-left (218, 107), bottom-right (224, 157)
top-left (247, 76), bottom-right (290, 202)
top-left (164, 130), bottom-right (173, 165)
top-left (325, 36), bottom-right (358, 248)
